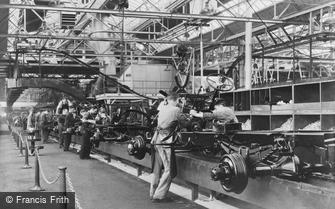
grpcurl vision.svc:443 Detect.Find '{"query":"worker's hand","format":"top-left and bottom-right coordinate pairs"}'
top-left (179, 97), bottom-right (186, 106)
top-left (189, 109), bottom-right (197, 116)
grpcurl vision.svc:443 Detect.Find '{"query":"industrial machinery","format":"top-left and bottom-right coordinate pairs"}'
top-left (38, 70), bottom-right (334, 195)
top-left (127, 116), bottom-right (335, 194)
top-left (125, 77), bottom-right (335, 194)
top-left (88, 101), bottom-right (157, 150)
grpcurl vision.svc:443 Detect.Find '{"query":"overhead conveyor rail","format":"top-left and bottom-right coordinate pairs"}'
top-left (0, 4), bottom-right (304, 25)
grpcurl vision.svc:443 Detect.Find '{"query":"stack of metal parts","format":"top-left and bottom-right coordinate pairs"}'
top-left (274, 118), bottom-right (293, 131)
top-left (303, 121), bottom-right (321, 130)
top-left (241, 119), bottom-right (251, 130)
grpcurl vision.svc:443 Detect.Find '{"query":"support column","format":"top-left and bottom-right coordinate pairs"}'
top-left (192, 48), bottom-right (195, 94)
top-left (309, 12), bottom-right (313, 78)
top-left (309, 38), bottom-right (313, 78)
top-left (200, 26), bottom-right (204, 90)
top-left (244, 12), bottom-right (252, 89)
top-left (195, 54), bottom-right (200, 92)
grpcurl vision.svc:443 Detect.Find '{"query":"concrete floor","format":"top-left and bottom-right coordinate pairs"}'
top-left (0, 126), bottom-right (206, 209)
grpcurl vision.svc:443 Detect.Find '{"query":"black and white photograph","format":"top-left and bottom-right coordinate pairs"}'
top-left (0, 0), bottom-right (334, 209)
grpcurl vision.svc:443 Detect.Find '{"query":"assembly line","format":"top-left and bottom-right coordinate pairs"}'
top-left (1, 1), bottom-right (335, 209)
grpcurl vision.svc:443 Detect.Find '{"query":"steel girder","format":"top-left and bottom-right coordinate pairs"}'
top-left (0, 4), bottom-right (303, 25)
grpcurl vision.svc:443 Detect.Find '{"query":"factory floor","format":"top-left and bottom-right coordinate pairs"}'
top-left (0, 124), bottom-right (206, 209)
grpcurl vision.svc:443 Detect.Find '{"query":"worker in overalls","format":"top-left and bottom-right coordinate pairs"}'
top-left (79, 109), bottom-right (96, 159)
top-left (56, 97), bottom-right (71, 114)
top-left (56, 97), bottom-right (71, 148)
top-left (26, 108), bottom-right (35, 131)
top-left (57, 109), bottom-right (67, 149)
top-left (40, 109), bottom-right (50, 144)
top-left (150, 92), bottom-right (181, 202)
top-left (63, 106), bottom-right (76, 151)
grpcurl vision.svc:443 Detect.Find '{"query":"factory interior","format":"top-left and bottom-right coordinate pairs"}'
top-left (0, 0), bottom-right (335, 209)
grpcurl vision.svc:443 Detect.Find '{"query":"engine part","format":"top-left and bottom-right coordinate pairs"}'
top-left (191, 120), bottom-right (203, 131)
top-left (211, 153), bottom-right (248, 194)
top-left (127, 135), bottom-right (148, 160)
top-left (301, 162), bottom-right (333, 175)
top-left (253, 155), bottom-right (300, 177)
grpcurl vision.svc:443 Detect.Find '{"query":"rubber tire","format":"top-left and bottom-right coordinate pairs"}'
top-left (134, 150), bottom-right (146, 160)
top-left (220, 153), bottom-right (248, 194)
top-left (230, 153), bottom-right (248, 194)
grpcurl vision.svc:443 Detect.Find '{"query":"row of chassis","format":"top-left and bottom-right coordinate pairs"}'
top-left (60, 113), bottom-right (335, 208)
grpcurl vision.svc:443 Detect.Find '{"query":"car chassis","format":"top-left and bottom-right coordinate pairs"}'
top-left (126, 121), bottom-right (335, 194)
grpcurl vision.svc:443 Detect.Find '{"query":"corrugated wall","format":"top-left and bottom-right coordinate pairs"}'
top-left (0, 1), bottom-right (8, 103)
top-left (0, 0), bottom-right (9, 58)
top-left (0, 78), bottom-right (5, 101)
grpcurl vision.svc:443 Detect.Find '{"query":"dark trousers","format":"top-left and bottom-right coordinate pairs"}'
top-left (58, 123), bottom-right (64, 147)
top-left (79, 131), bottom-right (91, 159)
top-left (41, 128), bottom-right (49, 143)
top-left (63, 133), bottom-right (71, 151)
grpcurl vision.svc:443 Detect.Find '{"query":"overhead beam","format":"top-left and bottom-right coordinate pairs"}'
top-left (253, 32), bottom-right (335, 56)
top-left (0, 4), bottom-right (303, 25)
top-left (25, 53), bottom-right (176, 59)
top-left (0, 33), bottom-right (226, 45)
top-left (5, 51), bottom-right (178, 59)
top-left (20, 75), bottom-right (97, 79)
top-left (200, 1), bottom-right (335, 52)
top-left (253, 55), bottom-right (335, 62)
top-left (0, 62), bottom-right (101, 68)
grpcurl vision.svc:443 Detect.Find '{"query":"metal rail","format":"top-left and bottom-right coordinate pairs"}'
top-left (0, 4), bottom-right (303, 25)
top-left (4, 51), bottom-right (178, 59)
top-left (0, 33), bottom-right (224, 45)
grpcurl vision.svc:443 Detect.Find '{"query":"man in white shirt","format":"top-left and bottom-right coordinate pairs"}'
top-left (150, 92), bottom-right (181, 202)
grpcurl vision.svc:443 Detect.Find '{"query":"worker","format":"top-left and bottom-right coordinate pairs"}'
top-left (20, 112), bottom-right (28, 131)
top-left (79, 107), bottom-right (96, 159)
top-left (150, 92), bottom-right (181, 203)
top-left (26, 108), bottom-right (35, 131)
top-left (190, 99), bottom-right (238, 132)
top-left (34, 111), bottom-right (41, 130)
top-left (111, 107), bottom-right (122, 124)
top-left (56, 96), bottom-right (72, 115)
top-left (39, 109), bottom-right (50, 144)
top-left (63, 106), bottom-right (76, 151)
top-left (58, 109), bottom-right (67, 149)
top-left (95, 106), bottom-right (110, 125)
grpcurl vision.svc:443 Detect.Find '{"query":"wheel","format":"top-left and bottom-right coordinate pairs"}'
top-left (134, 150), bottom-right (146, 160)
top-left (219, 153), bottom-right (248, 194)
top-left (206, 73), bottom-right (234, 92)
top-left (127, 135), bottom-right (147, 160)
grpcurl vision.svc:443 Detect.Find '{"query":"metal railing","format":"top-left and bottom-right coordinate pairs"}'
top-left (10, 127), bottom-right (83, 209)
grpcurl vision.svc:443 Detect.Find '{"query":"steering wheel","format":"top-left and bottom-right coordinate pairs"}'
top-left (206, 73), bottom-right (234, 92)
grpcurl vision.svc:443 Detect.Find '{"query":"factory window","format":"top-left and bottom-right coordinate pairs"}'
top-left (82, 0), bottom-right (91, 5)
top-left (216, 0), bottom-right (228, 7)
top-left (184, 2), bottom-right (190, 14)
